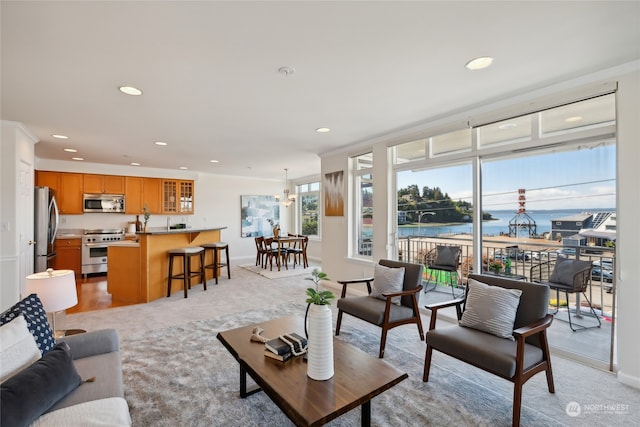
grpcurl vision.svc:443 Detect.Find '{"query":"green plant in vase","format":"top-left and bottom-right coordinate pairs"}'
top-left (305, 269), bottom-right (334, 305)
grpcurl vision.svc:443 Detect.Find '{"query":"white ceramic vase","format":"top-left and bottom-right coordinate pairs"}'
top-left (306, 303), bottom-right (334, 380)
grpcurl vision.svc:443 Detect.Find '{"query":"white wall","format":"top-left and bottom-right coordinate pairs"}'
top-left (320, 65), bottom-right (640, 388)
top-left (33, 159), bottom-right (320, 264)
top-left (614, 69), bottom-right (640, 389)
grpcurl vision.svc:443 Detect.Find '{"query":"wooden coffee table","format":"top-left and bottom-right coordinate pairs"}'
top-left (216, 315), bottom-right (408, 427)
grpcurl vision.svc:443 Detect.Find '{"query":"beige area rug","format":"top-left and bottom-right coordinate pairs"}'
top-left (238, 262), bottom-right (320, 279)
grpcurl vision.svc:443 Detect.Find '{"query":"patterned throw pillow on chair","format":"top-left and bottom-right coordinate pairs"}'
top-left (371, 264), bottom-right (405, 305)
top-left (0, 294), bottom-right (56, 355)
top-left (459, 278), bottom-right (522, 340)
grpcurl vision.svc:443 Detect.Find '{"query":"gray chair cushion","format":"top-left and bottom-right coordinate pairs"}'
top-left (337, 296), bottom-right (416, 326)
top-left (549, 257), bottom-right (592, 286)
top-left (427, 325), bottom-right (544, 379)
top-left (434, 245), bottom-right (460, 268)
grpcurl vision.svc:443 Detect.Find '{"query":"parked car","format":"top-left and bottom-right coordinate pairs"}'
top-left (557, 248), bottom-right (577, 256)
top-left (592, 259), bottom-right (614, 270)
top-left (591, 267), bottom-right (614, 283)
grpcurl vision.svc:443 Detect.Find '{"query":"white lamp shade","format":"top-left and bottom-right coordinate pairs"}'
top-left (25, 269), bottom-right (78, 312)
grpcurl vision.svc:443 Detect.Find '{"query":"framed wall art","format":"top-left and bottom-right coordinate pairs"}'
top-left (241, 195), bottom-right (279, 237)
top-left (324, 170), bottom-right (344, 217)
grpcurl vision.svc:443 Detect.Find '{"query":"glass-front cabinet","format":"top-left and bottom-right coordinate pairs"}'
top-left (162, 179), bottom-right (194, 214)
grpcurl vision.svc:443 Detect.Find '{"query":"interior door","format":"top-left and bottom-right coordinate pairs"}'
top-left (18, 159), bottom-right (35, 296)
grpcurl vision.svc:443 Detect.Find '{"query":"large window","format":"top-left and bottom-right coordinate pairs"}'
top-left (353, 153), bottom-right (373, 257)
top-left (391, 93), bottom-right (617, 367)
top-left (296, 181), bottom-right (320, 237)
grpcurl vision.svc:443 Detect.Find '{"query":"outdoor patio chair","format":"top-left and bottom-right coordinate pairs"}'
top-left (335, 259), bottom-right (424, 358)
top-left (423, 273), bottom-right (555, 427)
top-left (424, 245), bottom-right (463, 298)
top-left (530, 257), bottom-right (600, 331)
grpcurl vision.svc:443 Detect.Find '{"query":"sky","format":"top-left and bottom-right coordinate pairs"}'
top-left (397, 143), bottom-right (616, 211)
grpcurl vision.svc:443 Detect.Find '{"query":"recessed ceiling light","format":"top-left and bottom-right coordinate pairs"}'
top-left (465, 56), bottom-right (494, 70)
top-left (565, 116), bottom-right (583, 123)
top-left (179, 166), bottom-right (188, 170)
top-left (63, 148), bottom-right (78, 153)
top-left (210, 160), bottom-right (219, 163)
top-left (72, 157), bottom-right (84, 161)
top-left (316, 127), bottom-right (331, 133)
top-left (119, 86), bottom-right (143, 96)
top-left (130, 162), bottom-right (141, 166)
top-left (52, 134), bottom-right (69, 139)
top-left (498, 123), bottom-right (517, 130)
top-left (155, 141), bottom-right (167, 146)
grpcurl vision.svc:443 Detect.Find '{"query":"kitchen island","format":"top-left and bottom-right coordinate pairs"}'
top-left (108, 226), bottom-right (227, 303)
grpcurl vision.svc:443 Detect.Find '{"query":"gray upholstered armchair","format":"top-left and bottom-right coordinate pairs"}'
top-left (335, 259), bottom-right (424, 358)
top-left (423, 273), bottom-right (555, 427)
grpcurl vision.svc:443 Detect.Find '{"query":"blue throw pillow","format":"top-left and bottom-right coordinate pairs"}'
top-left (0, 342), bottom-right (82, 427)
top-left (0, 294), bottom-right (56, 355)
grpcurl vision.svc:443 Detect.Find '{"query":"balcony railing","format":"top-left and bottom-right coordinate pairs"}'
top-left (398, 235), bottom-right (616, 367)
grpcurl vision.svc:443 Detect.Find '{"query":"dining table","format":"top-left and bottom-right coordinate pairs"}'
top-left (272, 235), bottom-right (305, 271)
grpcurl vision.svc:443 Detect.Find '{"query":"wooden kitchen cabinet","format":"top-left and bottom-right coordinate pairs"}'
top-left (125, 177), bottom-right (162, 214)
top-left (54, 238), bottom-right (81, 277)
top-left (162, 179), bottom-right (194, 214)
top-left (84, 174), bottom-right (125, 194)
top-left (36, 171), bottom-right (83, 214)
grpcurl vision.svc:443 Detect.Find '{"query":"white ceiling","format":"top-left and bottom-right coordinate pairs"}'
top-left (2, 1), bottom-right (639, 180)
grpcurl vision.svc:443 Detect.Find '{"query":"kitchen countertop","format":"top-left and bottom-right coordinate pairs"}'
top-left (56, 229), bottom-right (83, 239)
top-left (136, 226), bottom-right (227, 235)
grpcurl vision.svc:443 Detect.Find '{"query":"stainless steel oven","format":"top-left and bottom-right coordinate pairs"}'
top-left (81, 228), bottom-right (124, 276)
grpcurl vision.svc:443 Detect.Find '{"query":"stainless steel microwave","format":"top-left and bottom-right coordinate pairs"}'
top-left (83, 194), bottom-right (125, 213)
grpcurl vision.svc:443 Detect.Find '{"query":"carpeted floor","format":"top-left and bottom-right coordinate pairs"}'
top-left (66, 265), bottom-right (640, 426)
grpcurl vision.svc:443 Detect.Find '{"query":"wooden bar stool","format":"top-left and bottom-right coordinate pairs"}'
top-left (202, 242), bottom-right (230, 284)
top-left (167, 247), bottom-right (206, 298)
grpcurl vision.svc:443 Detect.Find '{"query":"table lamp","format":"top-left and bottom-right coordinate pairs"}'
top-left (25, 268), bottom-right (78, 339)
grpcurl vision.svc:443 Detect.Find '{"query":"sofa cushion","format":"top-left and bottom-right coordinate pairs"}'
top-left (460, 278), bottom-right (522, 340)
top-left (0, 293), bottom-right (56, 355)
top-left (31, 397), bottom-right (131, 427)
top-left (370, 263), bottom-right (405, 305)
top-left (0, 342), bottom-right (82, 427)
top-left (48, 350), bottom-right (124, 412)
top-left (549, 257), bottom-right (592, 286)
top-left (0, 314), bottom-right (42, 382)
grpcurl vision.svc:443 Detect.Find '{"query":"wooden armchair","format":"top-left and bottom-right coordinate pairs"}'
top-left (335, 259), bottom-right (424, 358)
top-left (423, 274), bottom-right (555, 427)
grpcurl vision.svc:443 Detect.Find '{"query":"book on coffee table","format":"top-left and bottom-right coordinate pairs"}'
top-left (264, 349), bottom-right (293, 362)
top-left (265, 333), bottom-right (307, 356)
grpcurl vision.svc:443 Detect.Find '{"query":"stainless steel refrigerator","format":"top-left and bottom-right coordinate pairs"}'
top-left (34, 186), bottom-right (59, 272)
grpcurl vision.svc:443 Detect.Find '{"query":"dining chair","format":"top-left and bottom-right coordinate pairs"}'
top-left (263, 237), bottom-right (288, 271)
top-left (254, 236), bottom-right (266, 268)
top-left (287, 234), bottom-right (309, 268)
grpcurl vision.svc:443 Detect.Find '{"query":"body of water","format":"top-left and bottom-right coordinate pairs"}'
top-left (397, 209), bottom-right (614, 238)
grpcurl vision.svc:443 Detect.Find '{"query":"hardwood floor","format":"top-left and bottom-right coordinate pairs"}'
top-left (66, 274), bottom-right (135, 314)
